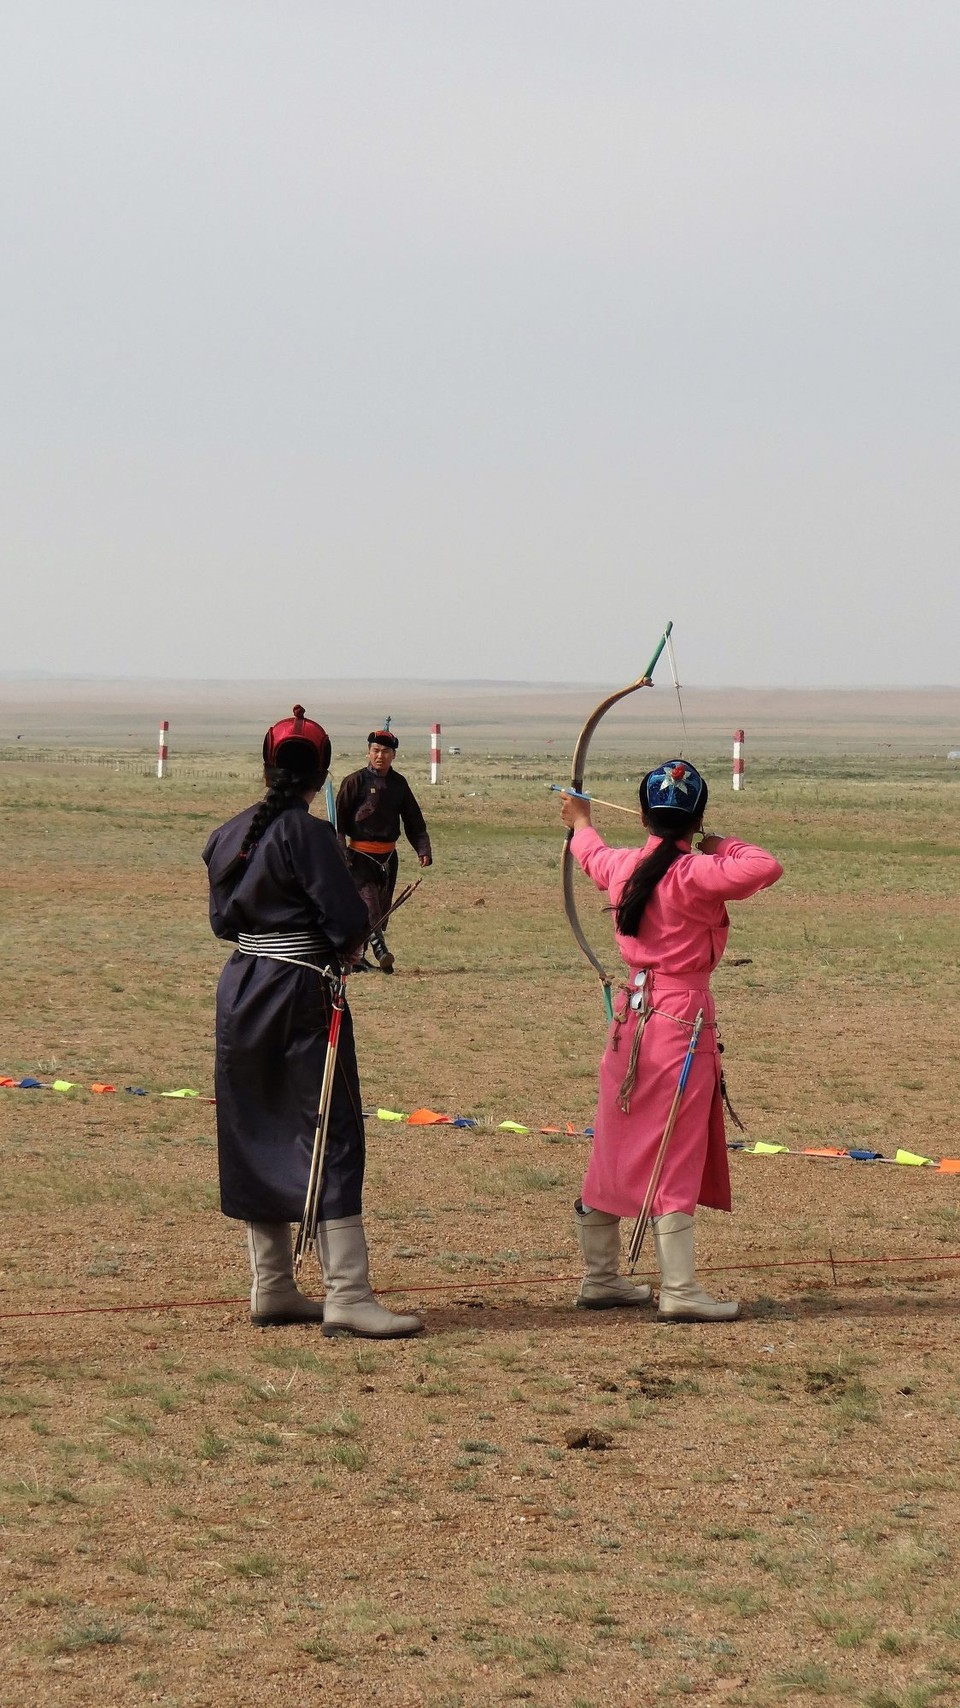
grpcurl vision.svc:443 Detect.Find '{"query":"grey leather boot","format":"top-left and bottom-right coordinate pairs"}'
top-left (246, 1222), bottom-right (325, 1327)
top-left (574, 1201), bottom-right (653, 1309)
top-left (317, 1216), bottom-right (423, 1338)
top-left (653, 1212), bottom-right (739, 1321)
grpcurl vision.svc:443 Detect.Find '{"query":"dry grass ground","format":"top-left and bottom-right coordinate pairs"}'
top-left (1, 723), bottom-right (959, 1708)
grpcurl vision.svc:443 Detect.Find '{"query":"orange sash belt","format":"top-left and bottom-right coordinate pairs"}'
top-left (349, 838), bottom-right (397, 856)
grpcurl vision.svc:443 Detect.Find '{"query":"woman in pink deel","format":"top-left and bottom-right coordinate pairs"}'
top-left (560, 759), bottom-right (783, 1322)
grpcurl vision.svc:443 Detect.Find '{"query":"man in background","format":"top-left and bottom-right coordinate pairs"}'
top-left (336, 729), bottom-right (432, 972)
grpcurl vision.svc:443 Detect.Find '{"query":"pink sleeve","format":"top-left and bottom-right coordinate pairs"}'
top-left (685, 838), bottom-right (783, 902)
top-left (570, 825), bottom-right (634, 894)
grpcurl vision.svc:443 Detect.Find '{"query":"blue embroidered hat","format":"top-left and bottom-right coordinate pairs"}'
top-left (640, 759), bottom-right (708, 818)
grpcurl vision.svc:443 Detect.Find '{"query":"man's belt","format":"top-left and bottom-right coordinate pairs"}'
top-left (348, 838), bottom-right (397, 857)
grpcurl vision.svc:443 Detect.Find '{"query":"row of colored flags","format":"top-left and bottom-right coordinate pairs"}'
top-left (1, 1076), bottom-right (213, 1100)
top-left (2, 1073), bottom-right (957, 1169)
top-left (729, 1139), bottom-right (960, 1172)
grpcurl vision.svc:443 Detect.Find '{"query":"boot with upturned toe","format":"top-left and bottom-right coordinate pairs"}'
top-left (653, 1212), bottom-right (739, 1321)
top-left (317, 1216), bottom-right (423, 1338)
top-left (369, 929), bottom-right (394, 974)
top-left (246, 1222), bottom-right (325, 1326)
top-left (574, 1200), bottom-right (653, 1309)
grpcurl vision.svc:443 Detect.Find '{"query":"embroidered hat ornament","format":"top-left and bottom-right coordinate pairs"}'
top-left (640, 759), bottom-right (708, 817)
top-left (262, 705), bottom-right (331, 778)
top-left (368, 729), bottom-right (399, 750)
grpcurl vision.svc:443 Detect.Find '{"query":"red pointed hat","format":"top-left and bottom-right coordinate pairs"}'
top-left (262, 705), bottom-right (331, 776)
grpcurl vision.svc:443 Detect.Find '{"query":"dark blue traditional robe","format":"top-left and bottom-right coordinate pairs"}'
top-left (202, 801), bottom-right (369, 1223)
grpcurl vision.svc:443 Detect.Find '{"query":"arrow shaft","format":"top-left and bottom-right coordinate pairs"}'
top-left (550, 785), bottom-right (645, 819)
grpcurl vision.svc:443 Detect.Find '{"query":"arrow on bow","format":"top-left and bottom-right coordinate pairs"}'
top-left (561, 621), bottom-right (677, 1022)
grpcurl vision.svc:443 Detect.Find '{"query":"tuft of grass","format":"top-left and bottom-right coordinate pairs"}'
top-left (51, 1616), bottom-right (126, 1654)
top-left (526, 1555), bottom-right (598, 1576)
top-left (465, 1630), bottom-right (568, 1677)
top-left (197, 1428), bottom-right (229, 1462)
top-left (774, 1661), bottom-right (849, 1695)
top-left (863, 1689), bottom-right (946, 1708)
top-left (231, 1553), bottom-right (276, 1580)
top-left (331, 1440), bottom-right (367, 1472)
top-left (701, 1585), bottom-right (768, 1619)
top-left (317, 1408), bottom-right (363, 1438)
top-left (300, 1633), bottom-right (338, 1661)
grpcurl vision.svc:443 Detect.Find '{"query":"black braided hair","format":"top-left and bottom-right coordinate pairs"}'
top-left (221, 764), bottom-right (323, 881)
top-left (615, 829), bottom-right (687, 937)
top-left (613, 769), bottom-right (709, 938)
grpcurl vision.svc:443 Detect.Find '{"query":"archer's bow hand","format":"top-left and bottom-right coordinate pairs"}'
top-left (559, 791), bottom-right (592, 832)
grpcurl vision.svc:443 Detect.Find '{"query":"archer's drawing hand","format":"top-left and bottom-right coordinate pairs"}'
top-left (697, 832), bottom-right (725, 854)
top-left (559, 792), bottom-right (592, 832)
top-left (419, 853), bottom-right (432, 867)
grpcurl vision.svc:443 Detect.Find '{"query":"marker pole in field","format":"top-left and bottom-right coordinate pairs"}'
top-left (430, 723), bottom-right (441, 784)
top-left (157, 720), bottom-right (169, 780)
top-left (732, 729), bottom-right (744, 792)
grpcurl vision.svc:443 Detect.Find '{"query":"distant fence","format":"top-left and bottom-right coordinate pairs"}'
top-left (0, 747), bottom-right (255, 782)
top-left (2, 746), bottom-right (543, 781)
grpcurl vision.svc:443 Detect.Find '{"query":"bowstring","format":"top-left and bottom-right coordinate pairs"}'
top-left (664, 628), bottom-right (689, 753)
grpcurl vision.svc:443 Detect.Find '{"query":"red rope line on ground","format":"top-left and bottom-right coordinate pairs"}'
top-left (1, 1251), bottom-right (957, 1320)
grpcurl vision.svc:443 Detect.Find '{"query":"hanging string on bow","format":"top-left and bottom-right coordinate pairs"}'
top-left (663, 625), bottom-right (689, 750)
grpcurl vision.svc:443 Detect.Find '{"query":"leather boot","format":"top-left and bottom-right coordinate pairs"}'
top-left (369, 929), bottom-right (394, 973)
top-left (574, 1201), bottom-right (653, 1309)
top-left (653, 1212), bottom-right (739, 1321)
top-left (246, 1222), bottom-right (325, 1327)
top-left (316, 1216), bottom-right (423, 1338)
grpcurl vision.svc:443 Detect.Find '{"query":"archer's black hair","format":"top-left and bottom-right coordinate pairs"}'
top-left (221, 761), bottom-right (326, 881)
top-left (614, 772), bottom-right (709, 937)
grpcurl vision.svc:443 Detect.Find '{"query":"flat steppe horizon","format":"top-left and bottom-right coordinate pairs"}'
top-left (1, 678), bottom-right (958, 759)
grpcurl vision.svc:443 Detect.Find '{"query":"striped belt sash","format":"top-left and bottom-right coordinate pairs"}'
top-left (236, 932), bottom-right (338, 978)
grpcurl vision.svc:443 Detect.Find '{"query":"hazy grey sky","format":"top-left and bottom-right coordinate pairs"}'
top-left (2, 2), bottom-right (957, 687)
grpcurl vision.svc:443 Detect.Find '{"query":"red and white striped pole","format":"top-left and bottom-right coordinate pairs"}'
top-left (732, 728), bottom-right (744, 792)
top-left (157, 720), bottom-right (169, 780)
top-left (430, 723), bottom-right (441, 784)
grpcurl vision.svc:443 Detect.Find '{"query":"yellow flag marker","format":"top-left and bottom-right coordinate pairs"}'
top-left (747, 1141), bottom-right (790, 1155)
top-left (499, 1120), bottom-right (530, 1134)
top-left (52, 1080), bottom-right (77, 1092)
top-left (376, 1108), bottom-right (407, 1122)
top-left (895, 1148), bottom-right (933, 1167)
top-left (161, 1088), bottom-right (200, 1099)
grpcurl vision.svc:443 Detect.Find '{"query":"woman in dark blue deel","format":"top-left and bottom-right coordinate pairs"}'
top-left (202, 705), bottom-right (422, 1338)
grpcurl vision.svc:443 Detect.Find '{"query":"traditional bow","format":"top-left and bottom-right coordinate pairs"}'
top-left (561, 621), bottom-right (676, 1021)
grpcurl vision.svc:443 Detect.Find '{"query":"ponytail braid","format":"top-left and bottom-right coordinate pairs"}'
top-left (612, 761), bottom-right (708, 936)
top-left (221, 768), bottom-right (314, 881)
top-left (614, 829), bottom-right (684, 937)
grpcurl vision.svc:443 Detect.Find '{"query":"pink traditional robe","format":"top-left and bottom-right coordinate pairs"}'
top-left (572, 828), bottom-right (783, 1217)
